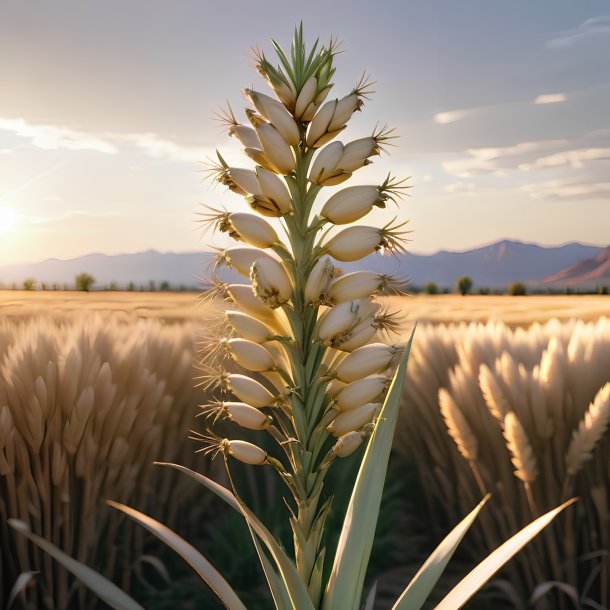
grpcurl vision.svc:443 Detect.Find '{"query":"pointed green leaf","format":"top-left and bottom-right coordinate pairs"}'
top-left (392, 494), bottom-right (490, 609)
top-left (322, 328), bottom-right (416, 610)
top-left (435, 499), bottom-right (577, 610)
top-left (8, 520), bottom-right (144, 610)
top-left (106, 501), bottom-right (247, 610)
top-left (156, 462), bottom-right (314, 610)
top-left (7, 571), bottom-right (38, 609)
top-left (362, 582), bottom-right (378, 610)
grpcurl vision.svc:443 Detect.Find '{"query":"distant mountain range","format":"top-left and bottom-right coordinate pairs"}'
top-left (0, 240), bottom-right (607, 291)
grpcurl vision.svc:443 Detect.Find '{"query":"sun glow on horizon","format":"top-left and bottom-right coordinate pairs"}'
top-left (0, 207), bottom-right (20, 234)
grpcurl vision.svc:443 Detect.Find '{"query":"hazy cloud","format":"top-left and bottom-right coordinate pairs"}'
top-left (534, 93), bottom-right (566, 105)
top-left (433, 108), bottom-right (480, 124)
top-left (547, 15), bottom-right (610, 48)
top-left (522, 178), bottom-right (610, 200)
top-left (444, 181), bottom-right (476, 194)
top-left (519, 148), bottom-right (610, 170)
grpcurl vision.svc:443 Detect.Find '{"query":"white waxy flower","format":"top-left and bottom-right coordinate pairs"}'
top-left (326, 378), bottom-right (347, 397)
top-left (251, 257), bottom-right (293, 308)
top-left (226, 311), bottom-right (274, 344)
top-left (294, 75), bottom-right (317, 119)
top-left (243, 147), bottom-right (278, 173)
top-left (219, 167), bottom-right (262, 196)
top-left (227, 439), bottom-right (268, 465)
top-left (219, 247), bottom-right (277, 277)
top-left (334, 343), bottom-right (398, 383)
top-left (301, 101), bottom-right (318, 122)
top-left (306, 99), bottom-right (338, 148)
top-left (327, 402), bottom-right (378, 437)
top-left (338, 137), bottom-right (380, 172)
top-left (255, 123), bottom-right (296, 175)
top-left (321, 185), bottom-right (386, 225)
top-left (315, 84), bottom-right (333, 106)
top-left (329, 271), bottom-right (402, 303)
top-left (333, 319), bottom-right (377, 352)
top-left (225, 213), bottom-right (279, 248)
top-left (226, 284), bottom-right (281, 329)
top-left (226, 338), bottom-right (276, 372)
top-left (223, 402), bottom-right (271, 430)
top-left (328, 92), bottom-right (363, 131)
top-left (256, 167), bottom-right (292, 214)
top-left (304, 257), bottom-right (334, 305)
top-left (317, 298), bottom-right (380, 344)
top-left (324, 220), bottom-right (409, 262)
top-left (332, 431), bottom-right (364, 457)
top-left (309, 141), bottom-right (344, 184)
top-left (228, 124), bottom-right (261, 149)
top-left (273, 80), bottom-right (298, 111)
top-left (335, 375), bottom-right (388, 411)
top-left (245, 89), bottom-right (300, 146)
top-left (225, 373), bottom-right (275, 408)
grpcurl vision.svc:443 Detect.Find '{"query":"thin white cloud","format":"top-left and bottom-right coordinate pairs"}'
top-left (547, 15), bottom-right (610, 48)
top-left (119, 133), bottom-right (210, 163)
top-left (522, 178), bottom-right (610, 200)
top-left (444, 181), bottom-right (476, 194)
top-left (0, 148), bottom-right (14, 154)
top-left (433, 108), bottom-right (480, 124)
top-left (443, 140), bottom-right (567, 177)
top-left (519, 148), bottom-right (610, 170)
top-left (534, 93), bottom-right (566, 105)
top-left (0, 117), bottom-right (118, 154)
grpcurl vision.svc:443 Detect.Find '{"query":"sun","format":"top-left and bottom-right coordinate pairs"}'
top-left (0, 206), bottom-right (20, 234)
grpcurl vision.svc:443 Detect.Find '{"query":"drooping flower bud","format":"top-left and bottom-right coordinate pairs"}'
top-left (317, 298), bottom-right (380, 345)
top-left (323, 220), bottom-right (409, 262)
top-left (304, 257), bottom-right (334, 305)
top-left (218, 247), bottom-right (277, 277)
top-left (226, 439), bottom-right (268, 465)
top-left (332, 319), bottom-right (378, 352)
top-left (334, 343), bottom-right (398, 383)
top-left (251, 257), bottom-right (293, 308)
top-left (228, 124), bottom-right (261, 149)
top-left (328, 92), bottom-right (363, 131)
top-left (294, 75), bottom-right (317, 119)
top-left (226, 284), bottom-right (282, 330)
top-left (339, 137), bottom-right (380, 172)
top-left (224, 373), bottom-right (275, 408)
top-left (222, 213), bottom-right (279, 248)
top-left (306, 99), bottom-right (340, 148)
top-left (217, 166), bottom-right (262, 196)
top-left (320, 185), bottom-right (387, 225)
top-left (332, 430), bottom-right (364, 457)
top-left (326, 378), bottom-right (347, 397)
top-left (207, 401), bottom-right (272, 430)
top-left (256, 167), bottom-right (292, 215)
top-left (334, 375), bottom-right (388, 411)
top-left (327, 402), bottom-right (379, 436)
top-left (243, 147), bottom-right (278, 174)
top-left (254, 123), bottom-right (296, 175)
top-left (328, 271), bottom-right (400, 303)
top-left (245, 89), bottom-right (300, 146)
top-left (309, 141), bottom-right (345, 185)
top-left (226, 338), bottom-right (276, 372)
top-left (226, 311), bottom-right (274, 344)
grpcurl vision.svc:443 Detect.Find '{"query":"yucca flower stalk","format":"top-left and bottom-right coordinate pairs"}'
top-left (11, 25), bottom-right (573, 610)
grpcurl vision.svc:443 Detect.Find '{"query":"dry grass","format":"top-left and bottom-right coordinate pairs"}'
top-left (1, 290), bottom-right (609, 326)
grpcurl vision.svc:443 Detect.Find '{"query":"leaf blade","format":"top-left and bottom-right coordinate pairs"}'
top-left (435, 499), bottom-right (577, 610)
top-left (322, 328), bottom-right (416, 610)
top-left (8, 520), bottom-right (144, 610)
top-left (107, 501), bottom-right (247, 610)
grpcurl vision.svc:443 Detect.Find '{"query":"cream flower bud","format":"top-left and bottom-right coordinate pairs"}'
top-left (334, 343), bottom-right (398, 383)
top-left (228, 124), bottom-right (260, 149)
top-left (220, 247), bottom-right (277, 277)
top-left (226, 213), bottom-right (279, 248)
top-left (256, 167), bottom-right (292, 214)
top-left (272, 79), bottom-right (297, 111)
top-left (338, 137), bottom-right (380, 172)
top-left (304, 257), bottom-right (334, 305)
top-left (301, 102), bottom-right (318, 122)
top-left (226, 338), bottom-right (276, 372)
top-left (226, 284), bottom-right (281, 330)
top-left (328, 93), bottom-right (363, 131)
top-left (294, 75), bottom-right (317, 119)
top-left (323, 227), bottom-right (382, 262)
top-left (227, 439), bottom-right (267, 465)
top-left (321, 185), bottom-right (386, 225)
top-left (226, 311), bottom-right (274, 343)
top-left (223, 402), bottom-right (271, 430)
top-left (335, 375), bottom-right (388, 411)
top-left (327, 402), bottom-right (378, 437)
top-left (332, 431), bottom-right (364, 457)
top-left (245, 89), bottom-right (300, 146)
top-left (255, 123), bottom-right (296, 175)
top-left (221, 167), bottom-right (262, 196)
top-left (317, 298), bottom-right (379, 344)
top-left (309, 141), bottom-right (343, 184)
top-left (315, 85), bottom-right (333, 106)
top-left (225, 373), bottom-right (275, 408)
top-left (251, 257), bottom-right (293, 308)
top-left (326, 378), bottom-right (347, 398)
top-left (329, 271), bottom-right (392, 303)
top-left (243, 147), bottom-right (278, 173)
top-left (306, 99), bottom-right (337, 148)
top-left (333, 319), bottom-right (377, 352)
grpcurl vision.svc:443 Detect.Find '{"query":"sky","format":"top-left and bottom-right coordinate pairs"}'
top-left (0, 0), bottom-right (609, 265)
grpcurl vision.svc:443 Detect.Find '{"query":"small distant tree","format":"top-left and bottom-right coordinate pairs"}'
top-left (23, 278), bottom-right (36, 291)
top-left (160, 281), bottom-right (170, 291)
top-left (598, 285), bottom-right (609, 295)
top-left (456, 275), bottom-right (473, 296)
top-left (52, 283), bottom-right (60, 291)
top-left (127, 281), bottom-right (135, 292)
top-left (424, 282), bottom-right (438, 295)
top-left (75, 272), bottom-right (95, 292)
top-left (148, 280), bottom-right (157, 292)
top-left (508, 282), bottom-right (527, 296)
top-left (478, 287), bottom-right (490, 295)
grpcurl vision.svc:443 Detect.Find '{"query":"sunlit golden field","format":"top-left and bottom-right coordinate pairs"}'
top-left (1, 290), bottom-right (608, 326)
